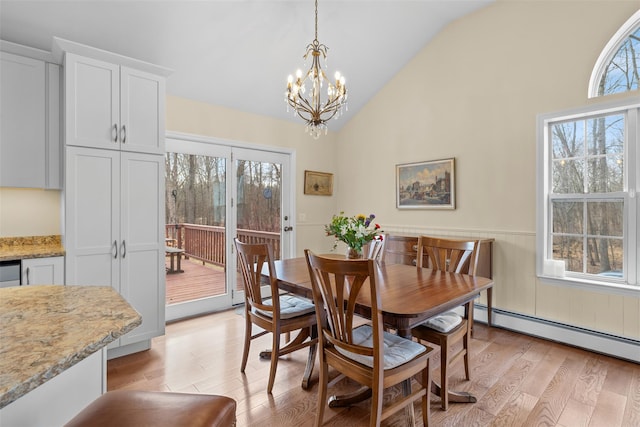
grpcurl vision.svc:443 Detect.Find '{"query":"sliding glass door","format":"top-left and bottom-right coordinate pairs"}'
top-left (164, 137), bottom-right (293, 321)
top-left (231, 147), bottom-right (292, 305)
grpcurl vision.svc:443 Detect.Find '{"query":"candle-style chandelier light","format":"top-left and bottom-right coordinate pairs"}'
top-left (285, 0), bottom-right (348, 139)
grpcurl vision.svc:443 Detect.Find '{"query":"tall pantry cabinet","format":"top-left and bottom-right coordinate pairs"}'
top-left (59, 39), bottom-right (170, 358)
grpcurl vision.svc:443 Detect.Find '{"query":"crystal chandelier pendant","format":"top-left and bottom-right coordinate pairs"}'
top-left (285, 0), bottom-right (347, 138)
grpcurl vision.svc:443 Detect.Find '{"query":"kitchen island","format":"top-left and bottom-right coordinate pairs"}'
top-left (0, 285), bottom-right (141, 425)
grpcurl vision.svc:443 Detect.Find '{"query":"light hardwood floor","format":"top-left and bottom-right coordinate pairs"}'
top-left (107, 309), bottom-right (640, 426)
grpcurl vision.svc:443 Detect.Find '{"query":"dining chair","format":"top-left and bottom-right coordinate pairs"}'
top-left (411, 236), bottom-right (479, 411)
top-left (234, 238), bottom-right (317, 394)
top-left (305, 250), bottom-right (434, 427)
top-left (367, 235), bottom-right (386, 262)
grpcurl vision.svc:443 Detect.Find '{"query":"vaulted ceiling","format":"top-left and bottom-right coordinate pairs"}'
top-left (0, 0), bottom-right (493, 130)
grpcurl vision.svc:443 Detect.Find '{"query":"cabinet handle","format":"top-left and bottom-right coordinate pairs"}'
top-left (121, 240), bottom-right (126, 258)
top-left (113, 240), bottom-right (118, 259)
top-left (113, 124), bottom-right (118, 142)
top-left (25, 267), bottom-right (30, 285)
top-left (121, 125), bottom-right (126, 143)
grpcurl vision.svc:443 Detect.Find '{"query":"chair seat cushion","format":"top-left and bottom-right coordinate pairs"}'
top-left (337, 324), bottom-right (427, 370)
top-left (256, 294), bottom-right (315, 319)
top-left (420, 310), bottom-right (463, 333)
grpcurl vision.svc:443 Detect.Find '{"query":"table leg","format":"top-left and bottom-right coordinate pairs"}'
top-left (301, 325), bottom-right (318, 389)
top-left (328, 386), bottom-right (372, 408)
top-left (170, 253), bottom-right (175, 273)
top-left (176, 252), bottom-right (183, 273)
top-left (487, 287), bottom-right (493, 327)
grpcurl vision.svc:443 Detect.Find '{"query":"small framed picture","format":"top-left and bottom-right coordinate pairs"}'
top-left (396, 158), bottom-right (455, 209)
top-left (304, 170), bottom-right (333, 196)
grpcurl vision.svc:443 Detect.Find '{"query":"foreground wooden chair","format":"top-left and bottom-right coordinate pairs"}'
top-left (411, 236), bottom-right (479, 410)
top-left (305, 250), bottom-right (434, 427)
top-left (234, 238), bottom-right (317, 393)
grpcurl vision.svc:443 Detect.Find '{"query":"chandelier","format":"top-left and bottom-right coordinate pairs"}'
top-left (285, 0), bottom-right (348, 139)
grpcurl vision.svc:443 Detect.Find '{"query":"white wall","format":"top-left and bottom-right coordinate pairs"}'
top-left (336, 0), bottom-right (640, 340)
top-left (0, 188), bottom-right (61, 237)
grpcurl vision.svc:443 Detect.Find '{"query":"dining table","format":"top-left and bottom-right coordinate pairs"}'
top-left (262, 255), bottom-right (494, 406)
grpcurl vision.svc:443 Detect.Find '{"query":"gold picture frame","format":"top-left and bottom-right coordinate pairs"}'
top-left (396, 158), bottom-right (455, 209)
top-left (304, 170), bottom-right (333, 196)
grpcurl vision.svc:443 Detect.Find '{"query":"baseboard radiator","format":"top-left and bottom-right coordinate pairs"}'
top-left (471, 305), bottom-right (640, 364)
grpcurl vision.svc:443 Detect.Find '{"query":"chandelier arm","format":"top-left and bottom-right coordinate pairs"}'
top-left (295, 110), bottom-right (315, 123)
top-left (291, 94), bottom-right (316, 114)
top-left (294, 103), bottom-right (312, 121)
top-left (321, 96), bottom-right (346, 111)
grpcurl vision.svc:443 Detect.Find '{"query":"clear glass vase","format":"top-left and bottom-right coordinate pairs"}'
top-left (346, 246), bottom-right (363, 259)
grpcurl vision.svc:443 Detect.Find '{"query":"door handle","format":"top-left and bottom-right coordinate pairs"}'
top-left (113, 124), bottom-right (118, 142)
top-left (121, 240), bottom-right (127, 258)
top-left (120, 125), bottom-right (126, 143)
top-left (25, 267), bottom-right (30, 285)
top-left (284, 226), bottom-right (293, 232)
top-left (113, 240), bottom-right (118, 259)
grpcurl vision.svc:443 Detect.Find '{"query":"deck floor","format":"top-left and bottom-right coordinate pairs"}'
top-left (165, 257), bottom-right (233, 305)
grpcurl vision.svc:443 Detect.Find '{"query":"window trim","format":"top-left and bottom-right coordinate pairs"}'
top-left (536, 98), bottom-right (639, 297)
top-left (588, 9), bottom-right (640, 98)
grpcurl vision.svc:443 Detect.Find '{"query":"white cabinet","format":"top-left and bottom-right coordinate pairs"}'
top-left (65, 53), bottom-right (165, 155)
top-left (0, 51), bottom-right (61, 189)
top-left (61, 40), bottom-right (167, 358)
top-left (65, 147), bottom-right (165, 353)
top-left (21, 256), bottom-right (64, 285)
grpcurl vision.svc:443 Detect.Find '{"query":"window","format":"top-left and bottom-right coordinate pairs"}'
top-left (537, 99), bottom-right (639, 290)
top-left (589, 10), bottom-right (640, 98)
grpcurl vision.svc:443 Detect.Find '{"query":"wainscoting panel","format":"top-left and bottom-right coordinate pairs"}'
top-left (382, 225), bottom-right (640, 358)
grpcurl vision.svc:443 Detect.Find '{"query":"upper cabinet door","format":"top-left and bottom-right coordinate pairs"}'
top-left (0, 52), bottom-right (46, 188)
top-left (120, 67), bottom-right (165, 155)
top-left (65, 53), bottom-right (119, 150)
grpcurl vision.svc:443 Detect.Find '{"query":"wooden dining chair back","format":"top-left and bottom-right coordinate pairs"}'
top-left (305, 250), bottom-right (433, 427)
top-left (411, 236), bottom-right (479, 410)
top-left (234, 238), bottom-right (317, 394)
top-left (419, 236), bottom-right (479, 274)
top-left (367, 235), bottom-right (386, 262)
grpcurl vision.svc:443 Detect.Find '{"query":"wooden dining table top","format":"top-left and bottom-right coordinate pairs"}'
top-left (265, 256), bottom-right (494, 337)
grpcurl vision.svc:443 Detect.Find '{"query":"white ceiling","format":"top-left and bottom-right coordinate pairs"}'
top-left (0, 0), bottom-right (493, 130)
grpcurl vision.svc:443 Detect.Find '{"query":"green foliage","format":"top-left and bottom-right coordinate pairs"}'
top-left (325, 212), bottom-right (383, 252)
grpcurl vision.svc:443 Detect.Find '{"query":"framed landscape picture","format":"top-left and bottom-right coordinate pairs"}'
top-left (396, 158), bottom-right (455, 209)
top-left (304, 170), bottom-right (333, 196)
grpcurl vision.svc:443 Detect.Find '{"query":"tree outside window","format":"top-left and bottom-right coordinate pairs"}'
top-left (598, 26), bottom-right (640, 96)
top-left (549, 113), bottom-right (625, 278)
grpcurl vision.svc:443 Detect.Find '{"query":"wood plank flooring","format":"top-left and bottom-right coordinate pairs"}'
top-left (107, 309), bottom-right (640, 427)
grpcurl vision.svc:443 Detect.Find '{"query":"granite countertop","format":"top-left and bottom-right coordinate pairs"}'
top-left (0, 285), bottom-right (141, 409)
top-left (0, 235), bottom-right (65, 261)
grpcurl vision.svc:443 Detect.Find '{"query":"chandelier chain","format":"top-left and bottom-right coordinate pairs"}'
top-left (314, 0), bottom-right (318, 41)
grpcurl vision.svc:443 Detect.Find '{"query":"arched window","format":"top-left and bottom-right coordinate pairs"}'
top-left (589, 10), bottom-right (640, 97)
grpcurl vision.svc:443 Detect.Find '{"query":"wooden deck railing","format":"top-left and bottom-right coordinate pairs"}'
top-left (166, 223), bottom-right (281, 267)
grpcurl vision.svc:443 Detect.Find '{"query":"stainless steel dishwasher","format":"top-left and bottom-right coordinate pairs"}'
top-left (0, 260), bottom-right (21, 287)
